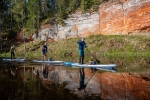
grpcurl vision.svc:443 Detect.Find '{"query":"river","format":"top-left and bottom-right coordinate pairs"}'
top-left (0, 56), bottom-right (150, 100)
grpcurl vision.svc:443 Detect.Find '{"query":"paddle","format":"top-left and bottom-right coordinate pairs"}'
top-left (85, 70), bottom-right (97, 86)
top-left (86, 48), bottom-right (100, 64)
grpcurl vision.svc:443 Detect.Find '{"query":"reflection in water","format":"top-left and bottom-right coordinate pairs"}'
top-left (0, 61), bottom-right (150, 100)
top-left (78, 68), bottom-right (86, 92)
top-left (78, 67), bottom-right (97, 94)
top-left (10, 63), bottom-right (17, 76)
top-left (1, 62), bottom-right (97, 100)
top-left (42, 63), bottom-right (48, 79)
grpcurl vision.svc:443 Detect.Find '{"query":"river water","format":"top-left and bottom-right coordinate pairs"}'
top-left (0, 56), bottom-right (150, 100)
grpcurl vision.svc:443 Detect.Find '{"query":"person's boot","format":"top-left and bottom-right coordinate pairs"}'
top-left (79, 57), bottom-right (81, 64)
top-left (81, 57), bottom-right (84, 64)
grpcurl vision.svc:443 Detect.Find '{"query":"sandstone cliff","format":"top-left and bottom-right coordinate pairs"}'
top-left (31, 0), bottom-right (150, 41)
top-left (100, 0), bottom-right (150, 35)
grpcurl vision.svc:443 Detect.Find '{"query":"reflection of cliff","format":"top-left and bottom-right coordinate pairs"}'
top-left (33, 66), bottom-right (150, 99)
top-left (99, 72), bottom-right (150, 100)
top-left (6, 63), bottom-right (150, 99)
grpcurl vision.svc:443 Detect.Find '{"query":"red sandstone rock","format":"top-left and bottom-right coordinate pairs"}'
top-left (16, 0), bottom-right (150, 41)
top-left (99, 0), bottom-right (150, 35)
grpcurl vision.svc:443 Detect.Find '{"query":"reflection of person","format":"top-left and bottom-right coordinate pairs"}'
top-left (89, 59), bottom-right (97, 73)
top-left (10, 45), bottom-right (16, 59)
top-left (10, 64), bottom-right (16, 76)
top-left (78, 68), bottom-right (86, 92)
top-left (41, 42), bottom-right (48, 61)
top-left (77, 37), bottom-right (86, 64)
top-left (42, 64), bottom-right (48, 79)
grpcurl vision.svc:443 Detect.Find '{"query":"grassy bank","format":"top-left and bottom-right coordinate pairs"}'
top-left (1, 35), bottom-right (150, 61)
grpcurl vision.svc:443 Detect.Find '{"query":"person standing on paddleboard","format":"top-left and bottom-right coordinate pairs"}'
top-left (41, 42), bottom-right (48, 61)
top-left (10, 45), bottom-right (16, 59)
top-left (77, 37), bottom-right (86, 64)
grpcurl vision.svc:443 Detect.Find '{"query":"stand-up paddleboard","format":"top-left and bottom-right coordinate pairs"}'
top-left (33, 60), bottom-right (63, 64)
top-left (2, 58), bottom-right (26, 62)
top-left (63, 62), bottom-right (74, 67)
top-left (63, 62), bottom-right (116, 69)
top-left (96, 68), bottom-right (117, 72)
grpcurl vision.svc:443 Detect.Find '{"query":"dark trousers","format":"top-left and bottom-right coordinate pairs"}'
top-left (10, 52), bottom-right (15, 59)
top-left (79, 56), bottom-right (84, 64)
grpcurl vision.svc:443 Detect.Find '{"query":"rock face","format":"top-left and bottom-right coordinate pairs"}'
top-left (99, 0), bottom-right (150, 35)
top-left (33, 12), bottom-right (100, 41)
top-left (30, 0), bottom-right (150, 41)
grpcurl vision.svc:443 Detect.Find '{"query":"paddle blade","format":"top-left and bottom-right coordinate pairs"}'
top-left (96, 59), bottom-right (100, 64)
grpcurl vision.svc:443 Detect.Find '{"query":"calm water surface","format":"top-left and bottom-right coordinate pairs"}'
top-left (0, 56), bottom-right (150, 100)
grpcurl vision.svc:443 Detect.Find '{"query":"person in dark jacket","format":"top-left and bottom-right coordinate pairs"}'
top-left (77, 37), bottom-right (86, 64)
top-left (10, 45), bottom-right (16, 59)
top-left (41, 42), bottom-right (48, 61)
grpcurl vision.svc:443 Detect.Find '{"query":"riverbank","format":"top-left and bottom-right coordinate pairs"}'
top-left (1, 35), bottom-right (150, 60)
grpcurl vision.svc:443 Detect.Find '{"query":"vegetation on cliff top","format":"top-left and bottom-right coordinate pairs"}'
top-left (0, 0), bottom-right (107, 39)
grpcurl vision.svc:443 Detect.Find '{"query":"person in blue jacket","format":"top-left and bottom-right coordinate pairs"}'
top-left (41, 42), bottom-right (48, 61)
top-left (77, 37), bottom-right (86, 64)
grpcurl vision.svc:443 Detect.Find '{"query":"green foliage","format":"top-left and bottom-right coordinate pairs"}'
top-left (11, 0), bottom-right (25, 23)
top-left (0, 0), bottom-right (107, 38)
top-left (25, 0), bottom-right (40, 36)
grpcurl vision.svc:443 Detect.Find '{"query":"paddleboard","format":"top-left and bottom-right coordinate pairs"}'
top-left (33, 60), bottom-right (63, 64)
top-left (63, 62), bottom-right (75, 67)
top-left (96, 68), bottom-right (117, 72)
top-left (2, 58), bottom-right (26, 62)
top-left (63, 62), bottom-right (116, 69)
top-left (72, 66), bottom-right (116, 71)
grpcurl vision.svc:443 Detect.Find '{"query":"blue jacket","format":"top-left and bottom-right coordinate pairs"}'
top-left (42, 45), bottom-right (47, 52)
top-left (77, 40), bottom-right (86, 50)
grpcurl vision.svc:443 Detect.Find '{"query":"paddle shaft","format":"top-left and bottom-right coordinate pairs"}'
top-left (85, 70), bottom-right (96, 85)
top-left (86, 48), bottom-right (100, 64)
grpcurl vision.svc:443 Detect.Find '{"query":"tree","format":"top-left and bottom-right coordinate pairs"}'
top-left (0, 0), bottom-right (12, 34)
top-left (25, 0), bottom-right (40, 36)
top-left (1, 0), bottom-right (106, 41)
